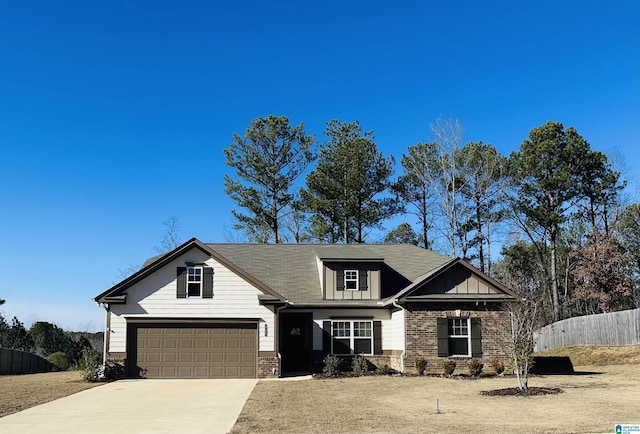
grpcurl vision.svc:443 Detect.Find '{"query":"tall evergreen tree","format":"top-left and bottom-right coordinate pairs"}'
top-left (510, 121), bottom-right (591, 321)
top-left (302, 120), bottom-right (396, 243)
top-left (457, 141), bottom-right (510, 273)
top-left (224, 115), bottom-right (316, 243)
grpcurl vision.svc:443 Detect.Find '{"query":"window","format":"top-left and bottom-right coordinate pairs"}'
top-left (448, 318), bottom-right (470, 356)
top-left (187, 267), bottom-right (202, 297)
top-left (344, 270), bottom-right (358, 290)
top-left (332, 320), bottom-right (372, 355)
top-left (177, 266), bottom-right (214, 299)
top-left (437, 317), bottom-right (482, 358)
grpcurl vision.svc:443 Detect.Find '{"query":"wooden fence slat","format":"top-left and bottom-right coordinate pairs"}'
top-left (535, 309), bottom-right (640, 351)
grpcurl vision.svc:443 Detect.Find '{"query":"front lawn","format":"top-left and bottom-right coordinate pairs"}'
top-left (232, 364), bottom-right (639, 433)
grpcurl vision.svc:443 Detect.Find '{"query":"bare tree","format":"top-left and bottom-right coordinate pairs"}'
top-left (156, 216), bottom-right (182, 253)
top-left (428, 117), bottom-right (467, 256)
top-left (502, 299), bottom-right (539, 391)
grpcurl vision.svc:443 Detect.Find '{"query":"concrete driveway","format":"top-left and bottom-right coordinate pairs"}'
top-left (0, 378), bottom-right (257, 434)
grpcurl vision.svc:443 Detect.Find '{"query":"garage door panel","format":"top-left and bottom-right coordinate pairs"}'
top-left (179, 338), bottom-right (194, 349)
top-left (131, 323), bottom-right (257, 379)
top-left (194, 352), bottom-right (209, 363)
top-left (195, 338), bottom-right (210, 349)
top-left (179, 353), bottom-right (193, 363)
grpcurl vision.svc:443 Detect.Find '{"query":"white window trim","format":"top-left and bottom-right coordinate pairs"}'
top-left (448, 317), bottom-right (471, 357)
top-left (187, 266), bottom-right (203, 298)
top-left (344, 269), bottom-right (359, 291)
top-left (331, 320), bottom-right (373, 355)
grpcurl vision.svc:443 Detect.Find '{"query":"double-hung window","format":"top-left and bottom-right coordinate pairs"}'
top-left (437, 317), bottom-right (481, 357)
top-left (332, 320), bottom-right (373, 355)
top-left (448, 318), bottom-right (470, 356)
top-left (187, 267), bottom-right (202, 297)
top-left (344, 270), bottom-right (359, 290)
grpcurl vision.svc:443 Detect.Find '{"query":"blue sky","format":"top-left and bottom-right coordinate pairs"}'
top-left (0, 1), bottom-right (638, 331)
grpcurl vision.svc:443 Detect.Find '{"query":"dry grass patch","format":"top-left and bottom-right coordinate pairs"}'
top-left (232, 365), bottom-right (639, 433)
top-left (535, 344), bottom-right (640, 365)
top-left (0, 371), bottom-right (101, 417)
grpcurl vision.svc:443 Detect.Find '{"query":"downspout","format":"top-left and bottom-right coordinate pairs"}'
top-left (99, 303), bottom-right (110, 364)
top-left (392, 300), bottom-right (407, 373)
top-left (274, 301), bottom-right (289, 377)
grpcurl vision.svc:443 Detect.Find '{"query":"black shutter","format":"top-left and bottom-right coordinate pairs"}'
top-left (202, 267), bottom-right (214, 298)
top-left (323, 321), bottom-right (332, 355)
top-left (471, 318), bottom-right (482, 357)
top-left (373, 321), bottom-right (382, 355)
top-left (359, 269), bottom-right (368, 291)
top-left (176, 267), bottom-right (187, 299)
top-left (437, 318), bottom-right (449, 357)
top-left (336, 269), bottom-right (344, 291)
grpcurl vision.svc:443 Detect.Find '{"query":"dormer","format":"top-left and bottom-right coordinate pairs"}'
top-left (315, 247), bottom-right (383, 301)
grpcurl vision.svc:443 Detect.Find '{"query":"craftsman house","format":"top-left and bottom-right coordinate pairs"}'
top-left (94, 238), bottom-right (518, 378)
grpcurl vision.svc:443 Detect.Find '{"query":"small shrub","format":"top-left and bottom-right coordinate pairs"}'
top-left (490, 358), bottom-right (505, 375)
top-left (376, 364), bottom-right (394, 375)
top-left (442, 360), bottom-right (456, 376)
top-left (352, 355), bottom-right (369, 376)
top-left (46, 352), bottom-right (70, 371)
top-left (468, 359), bottom-right (484, 377)
top-left (78, 347), bottom-right (103, 381)
top-left (415, 358), bottom-right (429, 376)
top-left (323, 354), bottom-right (341, 377)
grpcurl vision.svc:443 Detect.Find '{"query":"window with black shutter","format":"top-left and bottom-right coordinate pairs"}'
top-left (177, 266), bottom-right (214, 299)
top-left (437, 317), bottom-right (482, 357)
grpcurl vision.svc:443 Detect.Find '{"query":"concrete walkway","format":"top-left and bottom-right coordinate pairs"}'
top-left (0, 378), bottom-right (257, 434)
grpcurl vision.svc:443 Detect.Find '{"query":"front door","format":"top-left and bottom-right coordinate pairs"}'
top-left (280, 314), bottom-right (311, 372)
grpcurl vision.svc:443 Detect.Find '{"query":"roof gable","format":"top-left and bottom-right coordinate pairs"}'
top-left (394, 259), bottom-right (520, 302)
top-left (94, 238), bottom-right (285, 303)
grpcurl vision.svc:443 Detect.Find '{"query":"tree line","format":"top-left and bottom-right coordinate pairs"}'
top-left (224, 115), bottom-right (639, 324)
top-left (0, 305), bottom-right (103, 368)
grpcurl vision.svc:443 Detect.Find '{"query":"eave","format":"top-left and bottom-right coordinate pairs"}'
top-left (399, 293), bottom-right (515, 303)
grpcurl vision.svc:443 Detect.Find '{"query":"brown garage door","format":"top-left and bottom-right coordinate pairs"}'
top-left (129, 323), bottom-right (257, 379)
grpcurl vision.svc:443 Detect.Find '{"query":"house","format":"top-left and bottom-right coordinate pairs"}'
top-left (94, 238), bottom-right (519, 379)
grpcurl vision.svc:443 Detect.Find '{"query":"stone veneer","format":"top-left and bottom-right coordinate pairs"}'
top-left (403, 302), bottom-right (510, 375)
top-left (258, 355), bottom-right (280, 378)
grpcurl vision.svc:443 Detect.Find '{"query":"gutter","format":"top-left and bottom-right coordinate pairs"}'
top-left (392, 299), bottom-right (407, 374)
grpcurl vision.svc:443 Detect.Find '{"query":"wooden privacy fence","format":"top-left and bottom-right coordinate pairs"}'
top-left (535, 309), bottom-right (640, 351)
top-left (0, 348), bottom-right (53, 375)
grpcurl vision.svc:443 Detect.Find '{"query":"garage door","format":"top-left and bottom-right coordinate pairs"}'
top-left (129, 323), bottom-right (257, 379)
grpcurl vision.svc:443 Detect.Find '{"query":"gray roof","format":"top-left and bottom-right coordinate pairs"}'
top-left (207, 243), bottom-right (454, 304)
top-left (96, 239), bottom-right (517, 306)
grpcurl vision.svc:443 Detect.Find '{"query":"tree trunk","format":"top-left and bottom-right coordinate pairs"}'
top-left (550, 225), bottom-right (560, 321)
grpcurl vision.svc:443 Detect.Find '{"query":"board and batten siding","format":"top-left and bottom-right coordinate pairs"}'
top-left (310, 309), bottom-right (392, 351)
top-left (414, 267), bottom-right (499, 296)
top-left (107, 248), bottom-right (276, 353)
top-left (323, 264), bottom-right (381, 300)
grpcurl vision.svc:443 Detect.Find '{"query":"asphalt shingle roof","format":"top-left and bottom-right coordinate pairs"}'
top-left (207, 243), bottom-right (454, 304)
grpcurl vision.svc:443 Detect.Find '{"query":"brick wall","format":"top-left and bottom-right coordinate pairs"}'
top-left (404, 303), bottom-right (510, 375)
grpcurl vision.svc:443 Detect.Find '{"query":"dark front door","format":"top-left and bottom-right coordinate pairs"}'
top-left (280, 314), bottom-right (311, 372)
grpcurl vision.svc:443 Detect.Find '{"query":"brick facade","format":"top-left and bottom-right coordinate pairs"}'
top-left (404, 302), bottom-right (510, 375)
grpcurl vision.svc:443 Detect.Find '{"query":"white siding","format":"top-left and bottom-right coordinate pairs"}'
top-left (108, 248), bottom-right (275, 353)
top-left (390, 308), bottom-right (405, 351)
top-left (310, 309), bottom-right (392, 351)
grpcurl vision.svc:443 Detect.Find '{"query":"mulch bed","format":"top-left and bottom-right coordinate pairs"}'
top-left (480, 387), bottom-right (563, 396)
